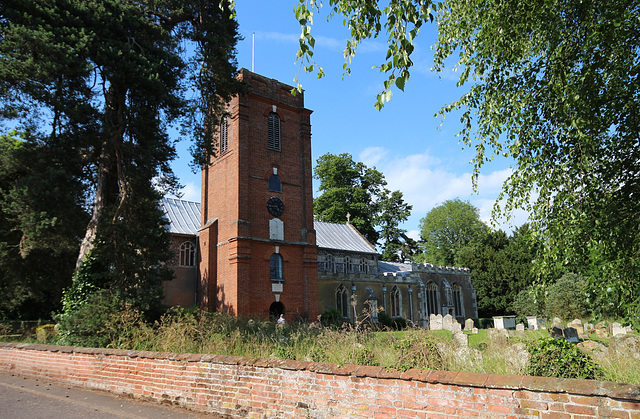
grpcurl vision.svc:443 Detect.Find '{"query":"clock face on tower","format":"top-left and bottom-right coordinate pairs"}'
top-left (266, 196), bottom-right (284, 218)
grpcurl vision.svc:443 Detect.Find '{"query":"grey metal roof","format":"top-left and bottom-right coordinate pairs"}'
top-left (161, 198), bottom-right (201, 236)
top-left (314, 220), bottom-right (378, 254)
top-left (160, 199), bottom-right (379, 254)
top-left (377, 261), bottom-right (412, 274)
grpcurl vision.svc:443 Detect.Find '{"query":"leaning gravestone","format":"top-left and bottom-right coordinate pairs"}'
top-left (563, 327), bottom-right (579, 343)
top-left (452, 321), bottom-right (462, 334)
top-left (552, 317), bottom-right (563, 328)
top-left (443, 314), bottom-right (454, 331)
top-left (430, 314), bottom-right (443, 330)
top-left (464, 318), bottom-right (475, 331)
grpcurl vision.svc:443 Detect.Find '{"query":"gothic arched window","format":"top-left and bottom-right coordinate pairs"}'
top-left (426, 282), bottom-right (439, 316)
top-left (270, 253), bottom-right (283, 281)
top-left (390, 285), bottom-right (401, 317)
top-left (267, 112), bottom-right (281, 151)
top-left (452, 283), bottom-right (463, 317)
top-left (336, 284), bottom-right (350, 318)
top-left (179, 242), bottom-right (196, 267)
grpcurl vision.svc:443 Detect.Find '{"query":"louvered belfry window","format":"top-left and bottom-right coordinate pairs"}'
top-left (267, 112), bottom-right (281, 151)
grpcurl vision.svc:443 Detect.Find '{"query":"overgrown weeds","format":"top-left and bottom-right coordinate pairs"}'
top-left (3, 308), bottom-right (638, 385)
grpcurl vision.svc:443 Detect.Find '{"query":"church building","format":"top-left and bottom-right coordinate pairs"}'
top-left (161, 69), bottom-right (477, 326)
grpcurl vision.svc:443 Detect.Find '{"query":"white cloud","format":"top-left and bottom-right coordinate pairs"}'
top-left (359, 147), bottom-right (387, 167)
top-left (356, 147), bottom-right (529, 234)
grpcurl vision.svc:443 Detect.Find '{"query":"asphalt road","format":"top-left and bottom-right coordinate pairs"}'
top-left (0, 373), bottom-right (225, 419)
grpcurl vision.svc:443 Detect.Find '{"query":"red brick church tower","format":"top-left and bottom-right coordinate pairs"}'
top-left (199, 69), bottom-right (319, 320)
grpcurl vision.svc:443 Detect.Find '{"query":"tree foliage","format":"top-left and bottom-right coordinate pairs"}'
top-left (0, 0), bottom-right (243, 321)
top-left (295, 0), bottom-right (640, 325)
top-left (313, 153), bottom-right (412, 259)
top-left (417, 198), bottom-right (489, 266)
top-left (0, 132), bottom-right (87, 319)
top-left (457, 224), bottom-right (540, 317)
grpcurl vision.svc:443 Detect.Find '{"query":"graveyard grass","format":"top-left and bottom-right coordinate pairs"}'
top-left (3, 308), bottom-right (639, 385)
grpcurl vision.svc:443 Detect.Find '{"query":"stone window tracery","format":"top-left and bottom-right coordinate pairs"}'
top-left (179, 241), bottom-right (196, 267)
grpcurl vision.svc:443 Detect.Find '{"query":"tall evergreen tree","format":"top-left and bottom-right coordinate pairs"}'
top-left (313, 153), bottom-right (412, 258)
top-left (0, 1), bottom-right (243, 321)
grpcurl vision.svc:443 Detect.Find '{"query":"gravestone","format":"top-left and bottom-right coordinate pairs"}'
top-left (443, 314), bottom-right (454, 331)
top-left (563, 327), bottom-right (579, 343)
top-left (464, 318), bottom-right (475, 331)
top-left (430, 314), bottom-right (443, 330)
top-left (552, 317), bottom-right (563, 328)
top-left (452, 321), bottom-right (462, 334)
top-left (453, 331), bottom-right (469, 347)
top-left (516, 323), bottom-right (525, 332)
top-left (472, 327), bottom-right (478, 334)
top-left (612, 322), bottom-right (626, 336)
top-left (488, 328), bottom-right (506, 344)
top-left (595, 322), bottom-right (609, 339)
top-left (526, 316), bottom-right (545, 330)
top-left (567, 319), bottom-right (584, 335)
top-left (550, 326), bottom-right (564, 340)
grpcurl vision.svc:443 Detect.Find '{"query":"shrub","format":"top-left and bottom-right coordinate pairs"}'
top-left (512, 284), bottom-right (545, 318)
top-left (320, 308), bottom-right (342, 328)
top-left (56, 290), bottom-right (123, 347)
top-left (545, 273), bottom-right (589, 320)
top-left (526, 337), bottom-right (602, 379)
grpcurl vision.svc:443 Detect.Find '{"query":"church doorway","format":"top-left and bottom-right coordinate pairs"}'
top-left (269, 301), bottom-right (285, 319)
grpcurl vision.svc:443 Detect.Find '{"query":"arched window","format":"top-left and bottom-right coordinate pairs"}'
top-left (270, 253), bottom-right (283, 281)
top-left (426, 282), bottom-right (439, 316)
top-left (390, 285), bottom-right (401, 317)
top-left (268, 174), bottom-right (281, 192)
top-left (220, 115), bottom-right (228, 153)
top-left (359, 258), bottom-right (367, 274)
top-left (336, 284), bottom-right (350, 318)
top-left (452, 283), bottom-right (463, 317)
top-left (267, 112), bottom-right (281, 151)
top-left (326, 255), bottom-right (334, 273)
top-left (179, 242), bottom-right (196, 267)
top-left (344, 256), bottom-right (352, 273)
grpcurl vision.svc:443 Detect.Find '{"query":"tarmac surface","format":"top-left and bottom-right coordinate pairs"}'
top-left (0, 372), bottom-right (225, 418)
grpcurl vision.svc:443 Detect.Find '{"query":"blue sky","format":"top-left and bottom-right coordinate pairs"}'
top-left (170, 1), bottom-right (529, 239)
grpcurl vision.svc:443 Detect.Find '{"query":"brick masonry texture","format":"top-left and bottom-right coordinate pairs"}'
top-left (1, 343), bottom-right (639, 418)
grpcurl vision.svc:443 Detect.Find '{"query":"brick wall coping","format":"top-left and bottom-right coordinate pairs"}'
top-left (2, 342), bottom-right (639, 402)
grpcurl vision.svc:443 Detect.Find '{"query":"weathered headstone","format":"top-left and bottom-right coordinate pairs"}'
top-left (472, 327), bottom-right (479, 334)
top-left (430, 314), bottom-right (443, 330)
top-left (612, 322), bottom-right (626, 336)
top-left (563, 327), bottom-right (579, 343)
top-left (595, 322), bottom-right (609, 339)
top-left (464, 318), bottom-right (475, 331)
top-left (443, 314), bottom-right (454, 331)
top-left (453, 331), bottom-right (469, 347)
top-left (452, 321), bottom-right (462, 334)
top-left (567, 319), bottom-right (584, 335)
top-left (516, 323), bottom-right (525, 332)
top-left (488, 328), bottom-right (507, 344)
top-left (552, 317), bottom-right (563, 328)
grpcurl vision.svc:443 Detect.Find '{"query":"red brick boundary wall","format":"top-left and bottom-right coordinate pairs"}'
top-left (1, 342), bottom-right (639, 418)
